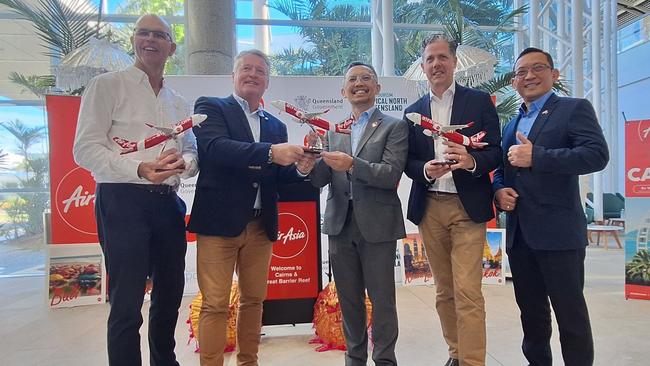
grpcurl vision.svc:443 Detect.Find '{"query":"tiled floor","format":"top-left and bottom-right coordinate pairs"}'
top-left (1, 245), bottom-right (649, 365)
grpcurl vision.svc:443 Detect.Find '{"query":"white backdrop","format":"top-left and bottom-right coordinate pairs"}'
top-left (166, 75), bottom-right (423, 284)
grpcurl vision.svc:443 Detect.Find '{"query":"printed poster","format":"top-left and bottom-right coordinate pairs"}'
top-left (47, 244), bottom-right (106, 308)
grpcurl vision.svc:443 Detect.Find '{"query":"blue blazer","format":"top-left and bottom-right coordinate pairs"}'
top-left (492, 94), bottom-right (609, 250)
top-left (187, 95), bottom-right (301, 241)
top-left (404, 84), bottom-right (502, 224)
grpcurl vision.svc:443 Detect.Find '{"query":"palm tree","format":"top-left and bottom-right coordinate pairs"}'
top-left (0, 0), bottom-right (101, 96)
top-left (0, 149), bottom-right (8, 171)
top-left (626, 249), bottom-right (650, 285)
top-left (0, 120), bottom-right (47, 179)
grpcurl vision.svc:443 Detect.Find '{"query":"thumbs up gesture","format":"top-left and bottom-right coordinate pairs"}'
top-left (507, 131), bottom-right (533, 167)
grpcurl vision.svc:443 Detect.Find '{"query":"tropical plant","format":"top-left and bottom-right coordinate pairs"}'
top-left (0, 0), bottom-right (101, 96)
top-left (626, 249), bottom-right (650, 285)
top-left (269, 0), bottom-right (371, 76)
top-left (0, 120), bottom-right (49, 236)
top-left (0, 149), bottom-right (8, 171)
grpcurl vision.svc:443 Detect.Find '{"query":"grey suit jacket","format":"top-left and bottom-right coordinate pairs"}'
top-left (310, 109), bottom-right (408, 243)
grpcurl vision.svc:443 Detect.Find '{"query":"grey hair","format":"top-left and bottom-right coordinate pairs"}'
top-left (233, 49), bottom-right (271, 73)
top-left (420, 33), bottom-right (459, 57)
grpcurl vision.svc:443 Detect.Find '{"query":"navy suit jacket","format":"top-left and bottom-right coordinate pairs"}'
top-left (405, 84), bottom-right (502, 225)
top-left (492, 94), bottom-right (609, 250)
top-left (187, 95), bottom-right (301, 241)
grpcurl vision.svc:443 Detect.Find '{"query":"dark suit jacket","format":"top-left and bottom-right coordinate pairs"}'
top-left (404, 84), bottom-right (502, 225)
top-left (187, 95), bottom-right (301, 241)
top-left (492, 94), bottom-right (609, 250)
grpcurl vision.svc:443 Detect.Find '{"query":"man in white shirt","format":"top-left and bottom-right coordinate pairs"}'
top-left (403, 34), bottom-right (502, 366)
top-left (73, 14), bottom-right (197, 366)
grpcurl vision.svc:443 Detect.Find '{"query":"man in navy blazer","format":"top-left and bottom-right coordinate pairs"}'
top-left (188, 49), bottom-right (314, 366)
top-left (493, 48), bottom-right (609, 366)
top-left (404, 34), bottom-right (502, 366)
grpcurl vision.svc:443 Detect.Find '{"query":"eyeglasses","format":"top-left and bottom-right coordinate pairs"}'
top-left (514, 64), bottom-right (552, 79)
top-left (134, 28), bottom-right (172, 41)
top-left (347, 74), bottom-right (375, 83)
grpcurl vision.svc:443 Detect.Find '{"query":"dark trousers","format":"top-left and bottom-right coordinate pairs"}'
top-left (95, 183), bottom-right (187, 366)
top-left (508, 227), bottom-right (594, 366)
top-left (329, 205), bottom-right (399, 366)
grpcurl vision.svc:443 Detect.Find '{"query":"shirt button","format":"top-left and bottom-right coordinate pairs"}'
top-left (252, 182), bottom-right (259, 188)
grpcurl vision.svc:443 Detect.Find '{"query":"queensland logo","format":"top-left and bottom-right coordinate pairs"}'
top-left (294, 95), bottom-right (311, 111)
top-left (55, 167), bottom-right (97, 235)
top-left (274, 212), bottom-right (309, 259)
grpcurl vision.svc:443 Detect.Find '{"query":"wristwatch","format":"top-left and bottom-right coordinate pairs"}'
top-left (267, 146), bottom-right (273, 164)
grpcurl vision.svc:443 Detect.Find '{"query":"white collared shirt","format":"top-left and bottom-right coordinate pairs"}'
top-left (428, 82), bottom-right (458, 193)
top-left (73, 65), bottom-right (198, 187)
top-left (232, 93), bottom-right (266, 209)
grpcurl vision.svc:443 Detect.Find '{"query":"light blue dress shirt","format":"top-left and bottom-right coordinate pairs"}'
top-left (351, 106), bottom-right (375, 154)
top-left (516, 90), bottom-right (554, 142)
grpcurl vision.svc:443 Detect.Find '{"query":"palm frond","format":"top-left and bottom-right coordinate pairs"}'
top-left (8, 72), bottom-right (55, 97)
top-left (0, 0), bottom-right (100, 58)
top-left (496, 94), bottom-right (521, 125)
top-left (476, 71), bottom-right (514, 95)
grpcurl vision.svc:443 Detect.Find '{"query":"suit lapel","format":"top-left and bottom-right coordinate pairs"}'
top-left (354, 109), bottom-right (383, 156)
top-left (450, 83), bottom-right (468, 126)
top-left (227, 95), bottom-right (255, 142)
top-left (527, 94), bottom-right (559, 143)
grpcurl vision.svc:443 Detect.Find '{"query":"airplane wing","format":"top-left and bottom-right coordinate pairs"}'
top-left (304, 109), bottom-right (330, 119)
top-left (145, 123), bottom-right (174, 136)
top-left (440, 122), bottom-right (473, 132)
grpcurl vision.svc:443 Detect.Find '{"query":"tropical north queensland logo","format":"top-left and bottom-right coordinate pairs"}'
top-left (55, 167), bottom-right (97, 235)
top-left (274, 212), bottom-right (309, 259)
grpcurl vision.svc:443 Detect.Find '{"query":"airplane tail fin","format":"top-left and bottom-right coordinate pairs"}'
top-left (469, 131), bottom-right (488, 148)
top-left (112, 137), bottom-right (137, 154)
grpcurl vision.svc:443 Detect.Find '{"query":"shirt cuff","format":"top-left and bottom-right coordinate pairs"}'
top-left (464, 155), bottom-right (477, 173)
top-left (423, 163), bottom-right (434, 183)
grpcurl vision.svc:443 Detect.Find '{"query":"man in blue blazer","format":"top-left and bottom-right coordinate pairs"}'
top-left (493, 47), bottom-right (609, 366)
top-left (188, 49), bottom-right (314, 366)
top-left (404, 34), bottom-right (502, 366)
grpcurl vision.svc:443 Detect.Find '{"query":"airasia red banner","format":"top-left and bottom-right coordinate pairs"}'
top-left (267, 201), bottom-right (319, 300)
top-left (46, 95), bottom-right (99, 244)
top-left (625, 119), bottom-right (650, 197)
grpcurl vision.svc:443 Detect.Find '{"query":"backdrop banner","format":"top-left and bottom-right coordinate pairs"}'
top-left (624, 119), bottom-right (650, 300)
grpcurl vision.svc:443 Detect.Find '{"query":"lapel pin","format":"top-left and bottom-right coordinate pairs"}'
top-left (371, 121), bottom-right (378, 128)
top-left (541, 110), bottom-right (548, 115)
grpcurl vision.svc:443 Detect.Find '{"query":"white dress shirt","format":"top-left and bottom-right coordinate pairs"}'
top-left (73, 65), bottom-right (198, 188)
top-left (232, 93), bottom-right (266, 209)
top-left (427, 83), bottom-right (458, 193)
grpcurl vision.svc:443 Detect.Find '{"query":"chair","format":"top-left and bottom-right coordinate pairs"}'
top-left (585, 192), bottom-right (625, 222)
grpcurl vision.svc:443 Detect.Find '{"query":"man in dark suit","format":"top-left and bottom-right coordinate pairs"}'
top-left (493, 47), bottom-right (608, 366)
top-left (404, 34), bottom-right (502, 366)
top-left (309, 62), bottom-right (408, 366)
top-left (188, 49), bottom-right (315, 366)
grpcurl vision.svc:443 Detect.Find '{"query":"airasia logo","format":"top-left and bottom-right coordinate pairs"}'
top-left (274, 212), bottom-right (309, 259)
top-left (55, 167), bottom-right (97, 235)
top-left (636, 119), bottom-right (650, 141)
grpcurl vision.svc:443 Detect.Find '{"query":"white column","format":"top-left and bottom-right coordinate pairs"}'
top-left (530, 0), bottom-right (540, 47)
top-left (603, 0), bottom-right (613, 192)
top-left (381, 0), bottom-right (395, 76)
top-left (253, 0), bottom-right (270, 55)
top-left (558, 0), bottom-right (567, 68)
top-left (371, 0), bottom-right (383, 73)
top-left (611, 0), bottom-right (621, 193)
top-left (513, 0), bottom-right (525, 55)
top-left (571, 0), bottom-right (584, 97)
top-left (591, 0), bottom-right (604, 221)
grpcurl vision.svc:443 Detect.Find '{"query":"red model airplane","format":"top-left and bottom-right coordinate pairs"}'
top-left (405, 112), bottom-right (488, 149)
top-left (271, 100), bottom-right (352, 134)
top-left (113, 114), bottom-right (207, 154)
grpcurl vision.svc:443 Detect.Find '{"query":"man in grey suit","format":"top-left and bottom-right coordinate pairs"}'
top-left (309, 62), bottom-right (408, 366)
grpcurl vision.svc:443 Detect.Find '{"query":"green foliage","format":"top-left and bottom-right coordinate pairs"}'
top-left (0, 0), bottom-right (100, 58)
top-left (115, 0), bottom-right (186, 75)
top-left (270, 0), bottom-right (371, 76)
top-left (626, 249), bottom-right (650, 285)
top-left (8, 72), bottom-right (56, 98)
top-left (0, 120), bottom-right (49, 237)
top-left (0, 149), bottom-right (8, 171)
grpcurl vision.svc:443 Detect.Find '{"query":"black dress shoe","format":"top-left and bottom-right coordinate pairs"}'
top-left (444, 358), bottom-right (459, 366)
